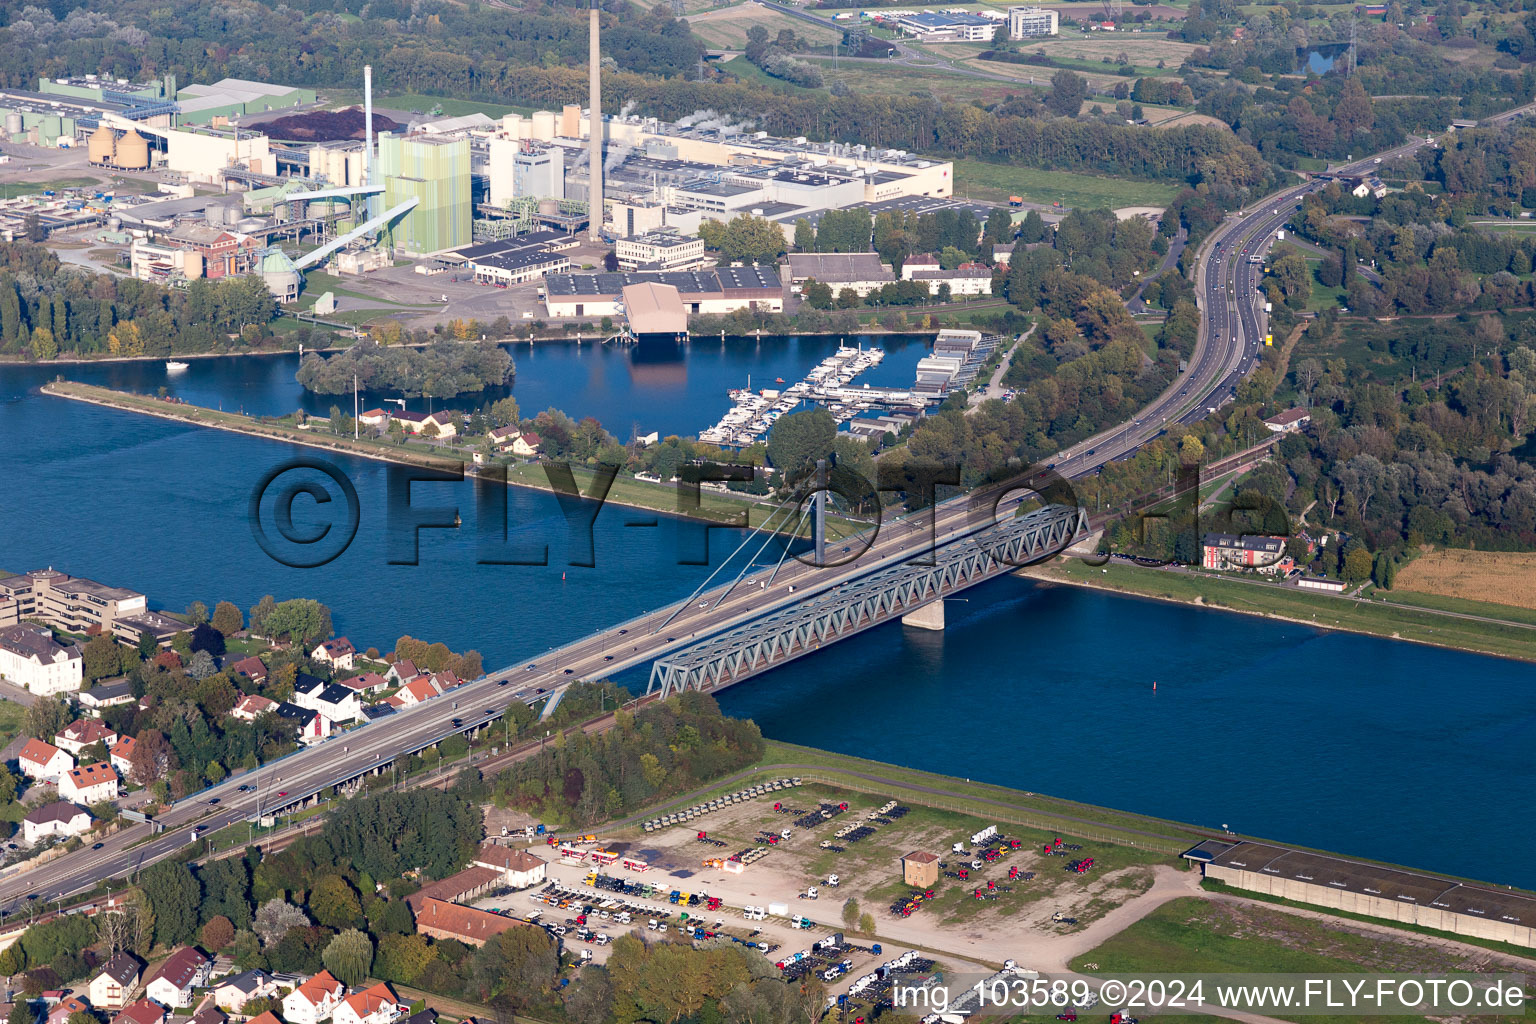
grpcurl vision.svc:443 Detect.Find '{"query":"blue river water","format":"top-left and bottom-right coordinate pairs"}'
top-left (1, 340), bottom-right (1533, 887)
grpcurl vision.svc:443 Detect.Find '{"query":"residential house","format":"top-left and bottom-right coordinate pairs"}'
top-left (391, 411), bottom-right (454, 437)
top-left (213, 971), bottom-right (275, 1013)
top-left (226, 656), bottom-right (268, 686)
top-left (382, 660), bottom-right (418, 685)
top-left (905, 261), bottom-right (993, 296)
top-left (506, 432), bottom-right (541, 457)
top-left (358, 409), bottom-right (390, 428)
top-left (144, 947), bottom-right (210, 1009)
top-left (294, 677), bottom-right (363, 723)
top-left (0, 624), bottom-right (83, 696)
top-left (110, 734), bottom-right (138, 781)
top-left (21, 801), bottom-right (91, 843)
top-left (311, 638), bottom-right (356, 671)
top-left (55, 719), bottom-right (118, 756)
top-left (230, 694), bottom-right (278, 721)
top-left (89, 953), bottom-right (143, 1010)
top-left (190, 1008), bottom-right (226, 1024)
top-left (1201, 533), bottom-right (1290, 575)
top-left (1263, 408), bottom-right (1312, 434)
top-left (46, 996), bottom-right (91, 1024)
top-left (273, 702), bottom-right (331, 745)
top-left (331, 984), bottom-right (405, 1024)
top-left (18, 737), bottom-right (74, 781)
top-left (424, 413), bottom-right (458, 439)
top-left (400, 1012), bottom-right (435, 1024)
top-left (59, 761), bottom-right (119, 804)
top-left (393, 676), bottom-right (440, 707)
top-left (282, 970), bottom-right (345, 1024)
top-left (992, 242), bottom-right (1015, 266)
top-left (487, 425), bottom-right (520, 452)
top-left (112, 1000), bottom-right (165, 1024)
top-left (473, 843), bottom-right (547, 888)
top-left (79, 679), bottom-right (136, 714)
top-left (431, 670), bottom-right (462, 691)
top-left (247, 1014), bottom-right (282, 1024)
top-left (337, 672), bottom-right (388, 695)
top-left (413, 897), bottom-right (530, 946)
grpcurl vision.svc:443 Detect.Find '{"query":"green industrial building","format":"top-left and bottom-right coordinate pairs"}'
top-left (376, 132), bottom-right (472, 256)
top-left (174, 78), bottom-right (317, 124)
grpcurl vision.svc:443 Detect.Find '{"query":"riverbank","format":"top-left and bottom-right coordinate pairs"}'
top-left (41, 379), bottom-right (862, 538)
top-left (1020, 557), bottom-right (1536, 663)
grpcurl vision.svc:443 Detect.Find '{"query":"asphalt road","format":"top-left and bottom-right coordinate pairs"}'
top-left (0, 129), bottom-right (1457, 915)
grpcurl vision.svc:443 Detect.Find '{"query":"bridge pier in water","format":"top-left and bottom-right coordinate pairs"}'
top-left (901, 600), bottom-right (946, 631)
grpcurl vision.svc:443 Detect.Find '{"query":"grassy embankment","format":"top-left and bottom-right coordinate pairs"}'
top-left (40, 380), bottom-right (863, 539)
top-left (953, 158), bottom-right (1183, 210)
top-left (1023, 557), bottom-right (1536, 662)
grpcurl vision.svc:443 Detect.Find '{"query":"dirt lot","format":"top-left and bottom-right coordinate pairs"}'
top-left (1394, 549), bottom-right (1536, 611)
top-left (515, 781), bottom-right (1174, 968)
top-left (689, 4), bottom-right (843, 49)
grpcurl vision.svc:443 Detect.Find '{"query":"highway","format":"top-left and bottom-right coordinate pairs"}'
top-left (0, 130), bottom-right (1453, 916)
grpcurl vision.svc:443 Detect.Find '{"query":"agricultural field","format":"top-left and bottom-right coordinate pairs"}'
top-left (818, 63), bottom-right (1037, 103)
top-left (1393, 549), bottom-right (1536, 612)
top-left (1027, 32), bottom-right (1201, 68)
top-left (689, 4), bottom-right (842, 49)
top-left (952, 157), bottom-right (1181, 211)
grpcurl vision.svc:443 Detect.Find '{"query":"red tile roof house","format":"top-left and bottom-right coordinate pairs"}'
top-left (230, 694), bottom-right (278, 722)
top-left (394, 677), bottom-right (441, 707)
top-left (226, 656), bottom-right (268, 685)
top-left (112, 1000), bottom-right (166, 1024)
top-left (383, 660), bottom-right (419, 685)
top-left (338, 672), bottom-right (389, 694)
top-left (45, 996), bottom-right (90, 1024)
top-left (54, 718), bottom-right (118, 756)
top-left (59, 761), bottom-right (118, 804)
top-left (18, 738), bottom-right (74, 781)
top-left (144, 947), bottom-right (210, 1008)
top-left (281, 970), bottom-right (345, 1024)
top-left (311, 638), bottom-right (356, 671)
top-left (109, 734), bottom-right (138, 780)
top-left (332, 984), bottom-right (406, 1024)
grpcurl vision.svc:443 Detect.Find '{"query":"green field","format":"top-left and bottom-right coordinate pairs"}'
top-left (0, 177), bottom-right (101, 200)
top-left (953, 158), bottom-right (1180, 210)
top-left (1030, 559), bottom-right (1536, 661)
top-left (1363, 584), bottom-right (1536, 627)
top-left (0, 699), bottom-right (26, 753)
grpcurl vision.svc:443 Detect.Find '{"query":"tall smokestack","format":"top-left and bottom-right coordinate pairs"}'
top-left (363, 64), bottom-right (374, 188)
top-left (588, 0), bottom-right (603, 240)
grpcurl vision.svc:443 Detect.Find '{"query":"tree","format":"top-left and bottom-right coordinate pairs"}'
top-left (794, 218), bottom-right (814, 252)
top-left (211, 601), bottom-right (244, 636)
top-left (136, 633), bottom-right (160, 661)
top-left (1342, 546), bottom-right (1374, 583)
top-left (140, 861), bottom-right (199, 947)
top-left (0, 765), bottom-right (15, 804)
top-left (202, 916), bottom-right (236, 952)
top-left (186, 650), bottom-right (217, 680)
top-left (25, 699), bottom-right (71, 741)
top-left (841, 898), bottom-right (860, 930)
top-left (858, 911), bottom-right (876, 933)
top-left (802, 279), bottom-right (833, 309)
top-left (260, 599), bottom-right (333, 646)
top-left (308, 875), bottom-right (362, 930)
top-left (7, 1000), bottom-right (31, 1024)
top-left (248, 595), bottom-right (277, 637)
top-left (322, 930), bottom-right (374, 988)
top-left (254, 900), bottom-right (310, 947)
top-left (698, 213), bottom-right (787, 264)
top-left (1046, 70), bottom-right (1088, 117)
top-left (471, 924), bottom-right (560, 1005)
top-left (1018, 209), bottom-right (1047, 244)
top-left (1373, 551), bottom-right (1396, 589)
top-left (186, 601), bottom-right (209, 626)
top-left (128, 730), bottom-right (175, 784)
top-left (81, 633), bottom-right (124, 683)
top-left (563, 965), bottom-right (613, 1024)
top-left (766, 407), bottom-right (837, 481)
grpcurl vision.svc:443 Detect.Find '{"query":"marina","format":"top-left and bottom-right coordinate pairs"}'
top-left (701, 343), bottom-right (927, 447)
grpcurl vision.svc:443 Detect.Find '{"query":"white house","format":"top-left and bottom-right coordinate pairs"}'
top-left (79, 679), bottom-right (136, 714)
top-left (383, 660), bottom-right (419, 685)
top-left (230, 694), bottom-right (278, 721)
top-left (89, 953), bottom-right (143, 1010)
top-left (18, 737), bottom-right (74, 781)
top-left (274, 702), bottom-right (332, 745)
top-left (332, 983), bottom-right (405, 1024)
top-left (294, 678), bottom-right (363, 724)
top-left (393, 676), bottom-right (440, 707)
top-left (337, 672), bottom-right (389, 695)
top-left (144, 947), bottom-right (210, 1009)
top-left (59, 761), bottom-right (119, 804)
top-left (311, 638), bottom-right (356, 671)
top-left (0, 624), bottom-right (82, 695)
top-left (212, 971), bottom-right (276, 1013)
top-left (1263, 408), bottom-right (1312, 434)
top-left (110, 734), bottom-right (138, 780)
top-left (358, 408), bottom-right (390, 428)
top-left (473, 843), bottom-right (547, 888)
top-left (21, 801), bottom-right (91, 843)
top-left (282, 970), bottom-right (345, 1024)
top-left (54, 719), bottom-right (118, 756)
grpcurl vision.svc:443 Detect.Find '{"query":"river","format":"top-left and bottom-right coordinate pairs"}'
top-left (2, 341), bottom-right (1533, 888)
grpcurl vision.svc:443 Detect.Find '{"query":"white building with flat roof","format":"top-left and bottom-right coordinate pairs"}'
top-left (1008, 6), bottom-right (1059, 37)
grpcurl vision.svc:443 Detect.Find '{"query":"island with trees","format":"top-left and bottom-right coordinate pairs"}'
top-left (297, 339), bottom-right (514, 398)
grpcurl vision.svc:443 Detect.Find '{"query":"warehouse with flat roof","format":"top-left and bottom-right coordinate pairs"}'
top-left (1184, 840), bottom-right (1536, 949)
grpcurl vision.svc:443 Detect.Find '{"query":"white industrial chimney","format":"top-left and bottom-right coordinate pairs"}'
top-left (588, 0), bottom-right (603, 241)
top-left (363, 64), bottom-right (374, 187)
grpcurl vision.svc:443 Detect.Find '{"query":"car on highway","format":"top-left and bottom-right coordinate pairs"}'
top-left (208, 798), bottom-right (219, 804)
top-left (237, 784), bottom-right (250, 792)
top-left (564, 669), bottom-right (574, 674)
top-left (604, 655), bottom-right (614, 661)
top-left (498, 680), bottom-right (508, 686)
top-left (277, 791), bottom-right (287, 797)
top-left (92, 843), bottom-right (104, 850)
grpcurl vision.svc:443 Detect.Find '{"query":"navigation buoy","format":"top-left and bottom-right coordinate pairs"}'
top-left (1152, 681), bottom-right (1157, 691)
top-left (561, 572), bottom-right (566, 581)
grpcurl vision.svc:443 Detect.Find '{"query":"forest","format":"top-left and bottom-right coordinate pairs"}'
top-left (492, 690), bottom-right (765, 827)
top-left (0, 244), bottom-right (276, 359)
top-left (296, 339), bottom-right (514, 397)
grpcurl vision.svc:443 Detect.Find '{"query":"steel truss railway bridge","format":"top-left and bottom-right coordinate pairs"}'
top-left (648, 503), bottom-right (1090, 697)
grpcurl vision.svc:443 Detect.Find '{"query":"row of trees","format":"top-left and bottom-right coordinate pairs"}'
top-left (297, 340), bottom-right (514, 398)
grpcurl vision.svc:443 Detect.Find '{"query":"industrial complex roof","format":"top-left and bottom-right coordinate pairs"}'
top-left (547, 267), bottom-right (780, 298)
top-left (1186, 841), bottom-right (1536, 925)
top-left (623, 282), bottom-right (688, 335)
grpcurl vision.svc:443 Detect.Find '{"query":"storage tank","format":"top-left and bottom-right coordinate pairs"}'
top-left (531, 110), bottom-right (556, 141)
top-left (4, 113), bottom-right (22, 136)
top-left (114, 129), bottom-right (150, 170)
top-left (205, 203), bottom-right (226, 227)
top-left (87, 125), bottom-right (116, 165)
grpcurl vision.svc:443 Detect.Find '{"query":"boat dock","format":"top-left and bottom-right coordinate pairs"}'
top-left (701, 344), bottom-right (916, 447)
